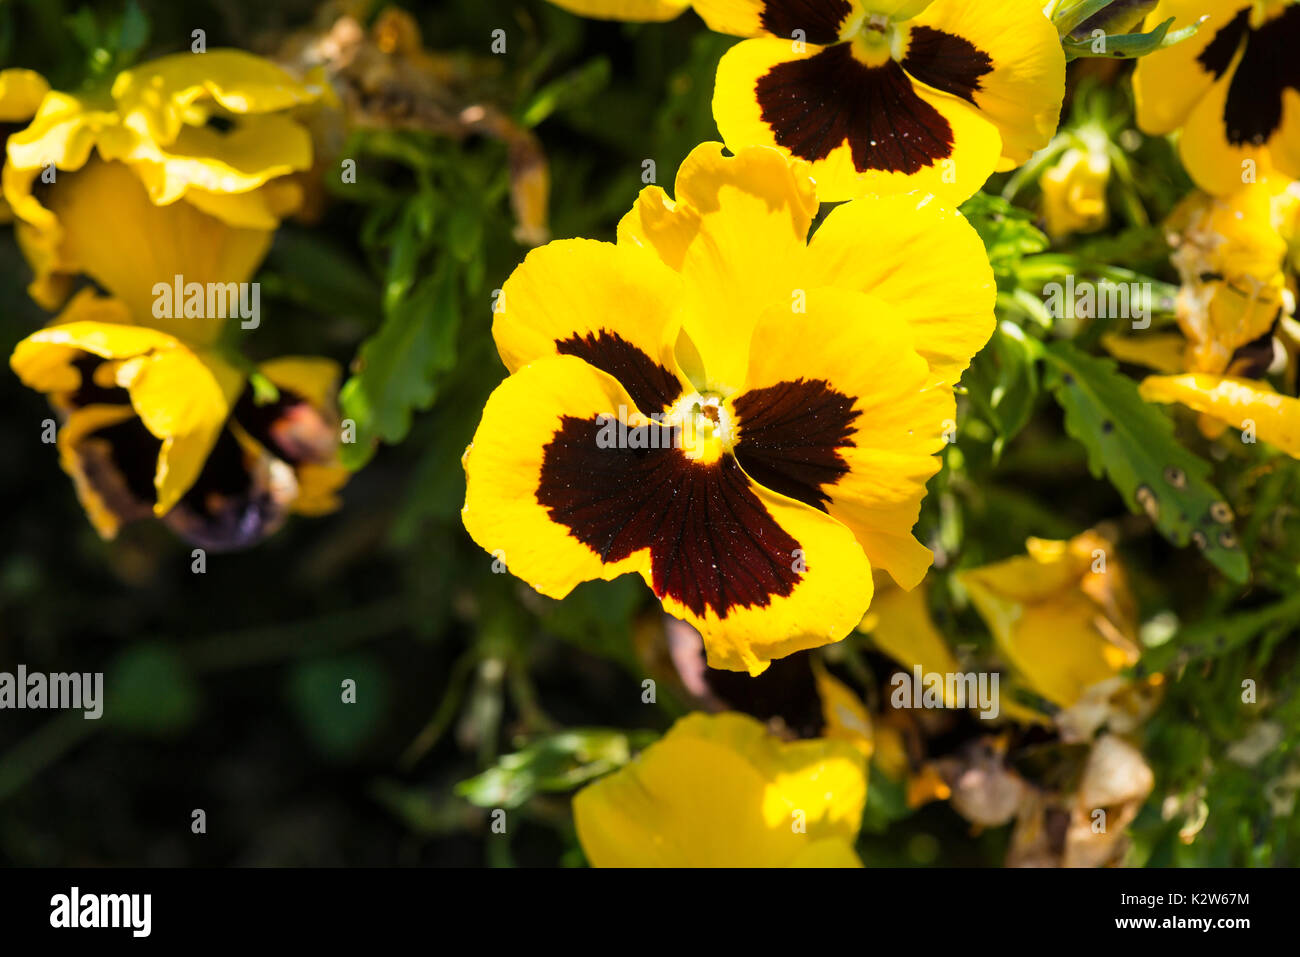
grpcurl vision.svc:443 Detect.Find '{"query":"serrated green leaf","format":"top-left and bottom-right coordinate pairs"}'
top-left (338, 258), bottom-right (460, 469)
top-left (1064, 14), bottom-right (1204, 61)
top-left (1044, 341), bottom-right (1249, 582)
top-left (958, 194), bottom-right (1048, 281)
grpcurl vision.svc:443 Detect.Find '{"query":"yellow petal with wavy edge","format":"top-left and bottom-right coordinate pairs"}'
top-left (618, 142), bottom-right (816, 394)
top-left (110, 50), bottom-right (322, 148)
top-left (573, 712), bottom-right (865, 867)
top-left (1140, 373), bottom-right (1300, 456)
top-left (41, 159), bottom-right (273, 345)
top-left (713, 37), bottom-right (1001, 204)
top-left (106, 111), bottom-right (313, 219)
top-left (803, 192), bottom-right (995, 384)
top-left (0, 68), bottom-right (49, 121)
top-left (739, 288), bottom-right (953, 590)
top-left (545, 0), bottom-right (689, 20)
top-left (495, 239), bottom-right (687, 410)
top-left (462, 355), bottom-right (654, 597)
top-left (1133, 0), bottom-right (1246, 136)
top-left (911, 0), bottom-right (1064, 169)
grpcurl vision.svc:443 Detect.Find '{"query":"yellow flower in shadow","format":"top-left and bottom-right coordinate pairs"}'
top-left (573, 711), bottom-right (866, 867)
top-left (3, 50), bottom-right (321, 313)
top-left (11, 291), bottom-right (346, 548)
top-left (957, 531), bottom-right (1140, 712)
top-left (1041, 145), bottom-right (1111, 240)
top-left (0, 69), bottom-right (51, 223)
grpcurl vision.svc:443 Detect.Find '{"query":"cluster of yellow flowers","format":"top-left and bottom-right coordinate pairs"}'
top-left (1, 53), bottom-right (347, 549)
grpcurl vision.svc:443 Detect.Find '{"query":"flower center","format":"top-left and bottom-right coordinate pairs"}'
top-left (848, 13), bottom-right (911, 67)
top-left (666, 392), bottom-right (735, 465)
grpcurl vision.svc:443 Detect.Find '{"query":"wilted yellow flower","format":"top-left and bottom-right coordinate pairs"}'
top-left (957, 531), bottom-right (1140, 712)
top-left (572, 711), bottom-right (866, 867)
top-left (1041, 145), bottom-right (1111, 240)
top-left (3, 51), bottom-right (322, 312)
top-left (1105, 178), bottom-right (1300, 455)
top-left (10, 291), bottom-right (346, 548)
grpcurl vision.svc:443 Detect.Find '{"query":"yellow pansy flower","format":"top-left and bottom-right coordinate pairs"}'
top-left (957, 531), bottom-right (1140, 712)
top-left (547, 0), bottom-right (1065, 202)
top-left (572, 711), bottom-right (866, 867)
top-left (11, 291), bottom-right (346, 548)
top-left (1134, 0), bottom-right (1300, 196)
top-left (3, 50), bottom-right (321, 313)
top-left (1105, 178), bottom-right (1300, 454)
top-left (462, 142), bottom-right (995, 675)
top-left (1041, 144), bottom-right (1111, 240)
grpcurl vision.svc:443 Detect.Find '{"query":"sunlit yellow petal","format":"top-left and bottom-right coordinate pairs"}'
top-left (1140, 372), bottom-right (1300, 456)
top-left (1133, 0), bottom-right (1246, 136)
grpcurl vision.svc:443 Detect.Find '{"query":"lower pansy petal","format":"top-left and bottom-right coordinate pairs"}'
top-left (803, 193), bottom-right (995, 383)
top-left (734, 288), bottom-right (954, 590)
top-left (1140, 373), bottom-right (1300, 456)
top-left (714, 37), bottom-right (1000, 204)
top-left (495, 239), bottom-right (687, 414)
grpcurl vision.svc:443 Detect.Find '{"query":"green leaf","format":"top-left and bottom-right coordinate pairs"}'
top-left (338, 256), bottom-right (460, 469)
top-left (964, 322), bottom-right (1040, 460)
top-left (1043, 341), bottom-right (1249, 582)
top-left (286, 655), bottom-right (388, 761)
top-left (455, 729), bottom-right (657, 809)
top-left (105, 644), bottom-right (200, 736)
top-left (520, 57), bottom-right (611, 128)
top-left (1137, 593), bottom-right (1300, 674)
top-left (958, 194), bottom-right (1048, 283)
top-left (1064, 14), bottom-right (1205, 61)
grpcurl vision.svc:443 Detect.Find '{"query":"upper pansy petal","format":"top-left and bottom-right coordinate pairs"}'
top-left (735, 288), bottom-right (954, 589)
top-left (544, 0), bottom-right (691, 20)
top-left (618, 142), bottom-right (817, 392)
top-left (691, 0), bottom-right (858, 41)
top-left (909, 0), bottom-right (1064, 169)
top-left (495, 239), bottom-right (687, 413)
top-left (1140, 373), bottom-right (1300, 456)
top-left (572, 712), bottom-right (865, 867)
top-left (803, 192), bottom-right (995, 383)
top-left (1132, 0), bottom-right (1246, 136)
top-left (714, 37), bottom-right (1001, 205)
top-left (110, 50), bottom-right (322, 148)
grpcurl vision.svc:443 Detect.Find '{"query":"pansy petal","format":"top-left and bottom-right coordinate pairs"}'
top-left (462, 355), bottom-right (654, 599)
top-left (1140, 373), bottom-right (1300, 456)
top-left (618, 142), bottom-right (816, 393)
top-left (1133, 0), bottom-right (1245, 136)
top-left (735, 288), bottom-right (954, 589)
top-left (691, 0), bottom-right (858, 41)
top-left (44, 159), bottom-right (273, 345)
top-left (11, 307), bottom-right (175, 396)
top-left (714, 37), bottom-right (1001, 204)
top-left (1179, 72), bottom-right (1265, 197)
top-left (803, 193), bottom-right (995, 383)
top-left (0, 68), bottom-right (50, 121)
top-left (573, 712), bottom-right (865, 867)
top-left (908, 0), bottom-right (1064, 168)
top-left (1100, 332), bottom-right (1188, 374)
top-left (110, 50), bottom-right (321, 148)
top-left (496, 239), bottom-right (687, 413)
top-left (545, 0), bottom-right (689, 20)
top-left (56, 404), bottom-right (156, 539)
